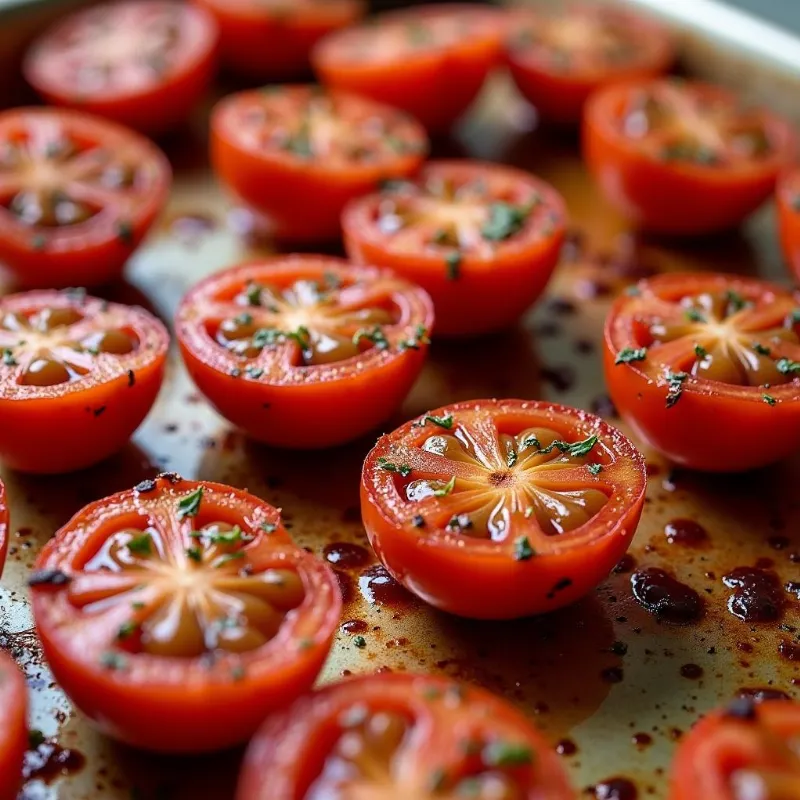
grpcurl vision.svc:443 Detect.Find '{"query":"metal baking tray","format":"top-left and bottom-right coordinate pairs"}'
top-left (1, 1), bottom-right (798, 798)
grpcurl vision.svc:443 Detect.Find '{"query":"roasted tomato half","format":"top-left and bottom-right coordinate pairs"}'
top-left (0, 479), bottom-right (7, 578)
top-left (238, 672), bottom-right (577, 800)
top-left (24, 1), bottom-right (218, 135)
top-left (312, 4), bottom-right (504, 134)
top-left (778, 169), bottom-right (800, 284)
top-left (211, 85), bottom-right (428, 244)
top-left (0, 107), bottom-right (171, 288)
top-left (605, 272), bottom-right (800, 472)
top-left (0, 290), bottom-right (167, 474)
top-left (0, 652), bottom-right (27, 800)
top-left (584, 79), bottom-right (796, 235)
top-left (343, 160), bottom-right (567, 337)
top-left (669, 698), bottom-right (800, 800)
top-left (506, 3), bottom-right (674, 125)
top-left (30, 475), bottom-right (341, 753)
top-left (176, 256), bottom-right (434, 449)
top-left (361, 399), bottom-right (646, 620)
top-left (192, 0), bottom-right (364, 81)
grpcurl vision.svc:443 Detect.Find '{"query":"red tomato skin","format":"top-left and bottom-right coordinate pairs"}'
top-left (583, 82), bottom-right (797, 235)
top-left (0, 480), bottom-right (7, 579)
top-left (0, 652), bottom-right (27, 800)
top-left (778, 171), bottom-right (800, 283)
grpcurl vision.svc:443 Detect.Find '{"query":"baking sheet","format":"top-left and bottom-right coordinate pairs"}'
top-left (1, 2), bottom-right (799, 798)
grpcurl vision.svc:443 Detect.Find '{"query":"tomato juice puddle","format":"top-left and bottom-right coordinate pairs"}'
top-left (23, 737), bottom-right (86, 785)
top-left (630, 567), bottom-right (704, 624)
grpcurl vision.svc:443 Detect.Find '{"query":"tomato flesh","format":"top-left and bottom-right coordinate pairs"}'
top-left (0, 290), bottom-right (168, 473)
top-left (343, 160), bottom-right (567, 336)
top-left (604, 272), bottom-right (800, 471)
top-left (177, 256), bottom-right (433, 449)
top-left (0, 652), bottom-right (27, 800)
top-left (30, 475), bottom-right (341, 753)
top-left (361, 399), bottom-right (646, 619)
top-left (669, 699), bottom-right (800, 800)
top-left (0, 479), bottom-right (7, 578)
top-left (778, 169), bottom-right (800, 284)
top-left (506, 3), bottom-right (674, 124)
top-left (211, 85), bottom-right (427, 243)
top-left (238, 672), bottom-right (576, 799)
top-left (24, 1), bottom-right (219, 135)
top-left (584, 80), bottom-right (796, 234)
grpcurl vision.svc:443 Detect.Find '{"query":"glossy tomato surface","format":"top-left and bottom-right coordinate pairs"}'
top-left (30, 475), bottom-right (341, 753)
top-left (0, 108), bottom-right (170, 288)
top-left (312, 4), bottom-right (504, 134)
top-left (778, 169), bottom-right (800, 283)
top-left (0, 651), bottom-right (27, 800)
top-left (669, 698), bottom-right (800, 800)
top-left (24, 1), bottom-right (218, 135)
top-left (361, 399), bottom-right (646, 619)
top-left (211, 85), bottom-right (427, 244)
top-left (192, 0), bottom-right (364, 81)
top-left (343, 160), bottom-right (567, 336)
top-left (238, 672), bottom-right (577, 800)
top-left (0, 290), bottom-right (168, 474)
top-left (584, 79), bottom-right (796, 234)
top-left (0, 479), bottom-right (7, 578)
top-left (605, 272), bottom-right (800, 472)
top-left (506, 3), bottom-right (673, 125)
top-left (176, 256), bottom-right (434, 449)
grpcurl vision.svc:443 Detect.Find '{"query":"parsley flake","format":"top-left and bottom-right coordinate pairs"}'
top-left (126, 533), bottom-right (152, 555)
top-left (398, 324), bottom-right (430, 351)
top-left (752, 342), bottom-right (771, 356)
top-left (588, 463), bottom-right (603, 475)
top-left (2, 349), bottom-right (17, 366)
top-left (177, 487), bottom-right (204, 518)
top-left (615, 347), bottom-right (647, 365)
top-left (424, 413), bottom-right (454, 430)
top-left (353, 326), bottom-right (389, 350)
top-left (665, 370), bottom-right (689, 408)
top-left (100, 651), bottom-right (128, 671)
top-left (445, 251), bottom-right (461, 280)
top-left (214, 552), bottom-right (246, 568)
top-left (776, 358), bottom-right (800, 375)
top-left (185, 546), bottom-right (202, 562)
top-left (763, 393), bottom-right (777, 406)
top-left (376, 458), bottom-right (412, 477)
top-left (482, 741), bottom-right (534, 767)
top-left (513, 536), bottom-right (535, 561)
top-left (536, 435), bottom-right (598, 458)
top-left (684, 308), bottom-right (706, 323)
top-left (260, 521), bottom-right (278, 533)
top-left (433, 476), bottom-right (456, 497)
top-left (481, 201), bottom-right (532, 241)
top-left (353, 635), bottom-right (367, 648)
top-left (117, 621), bottom-right (137, 640)
top-left (694, 344), bottom-right (708, 358)
top-left (725, 290), bottom-right (748, 312)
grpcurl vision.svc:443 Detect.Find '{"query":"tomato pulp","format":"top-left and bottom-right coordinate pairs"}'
top-left (312, 4), bottom-right (504, 134)
top-left (343, 160), bottom-right (567, 336)
top-left (361, 399), bottom-right (646, 619)
top-left (30, 475), bottom-right (341, 752)
top-left (24, 0), bottom-right (218, 135)
top-left (0, 290), bottom-right (168, 473)
top-left (176, 256), bottom-right (434, 449)
top-left (238, 672), bottom-right (577, 799)
top-left (778, 168), bottom-right (800, 284)
top-left (211, 85), bottom-right (428, 244)
top-left (605, 272), bottom-right (800, 471)
top-left (0, 652), bottom-right (27, 800)
top-left (584, 79), bottom-right (796, 234)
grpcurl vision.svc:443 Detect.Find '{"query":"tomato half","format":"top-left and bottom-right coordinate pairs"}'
top-left (343, 160), bottom-right (567, 337)
top-left (30, 475), bottom-right (341, 753)
top-left (361, 399), bottom-right (646, 620)
top-left (0, 479), bottom-right (7, 578)
top-left (778, 169), bottom-right (800, 284)
top-left (24, 1), bottom-right (218, 135)
top-left (176, 256), bottom-right (434, 449)
top-left (669, 698), bottom-right (800, 800)
top-left (0, 108), bottom-right (171, 288)
top-left (0, 290), bottom-right (168, 474)
top-left (604, 272), bottom-right (800, 472)
top-left (211, 85), bottom-right (428, 244)
top-left (506, 3), bottom-right (674, 125)
top-left (192, 0), bottom-right (364, 81)
top-left (238, 672), bottom-right (577, 800)
top-left (583, 79), bottom-right (796, 235)
top-left (0, 652), bottom-right (27, 800)
top-left (312, 4), bottom-right (504, 134)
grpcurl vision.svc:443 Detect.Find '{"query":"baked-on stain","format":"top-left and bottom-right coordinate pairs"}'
top-left (23, 739), bottom-right (86, 784)
top-left (322, 542), bottom-right (372, 569)
top-left (592, 776), bottom-right (638, 799)
top-left (358, 565), bottom-right (414, 607)
top-left (664, 519), bottom-right (708, 547)
top-left (630, 568), bottom-right (705, 624)
top-left (340, 619), bottom-right (368, 634)
top-left (631, 732), bottom-right (652, 747)
top-left (555, 738), bottom-right (578, 756)
top-left (722, 567), bottom-right (787, 622)
top-left (778, 639), bottom-right (800, 661)
top-left (679, 663), bottom-right (703, 680)
top-left (334, 569), bottom-right (353, 604)
top-left (613, 553), bottom-right (637, 574)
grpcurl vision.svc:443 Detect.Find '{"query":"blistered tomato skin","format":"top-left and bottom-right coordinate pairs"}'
top-left (604, 272), bottom-right (800, 472)
top-left (30, 475), bottom-right (342, 753)
top-left (0, 651), bottom-right (27, 800)
top-left (584, 79), bottom-right (796, 235)
top-left (0, 290), bottom-right (168, 474)
top-left (361, 399), bottom-right (646, 620)
top-left (778, 169), bottom-right (800, 283)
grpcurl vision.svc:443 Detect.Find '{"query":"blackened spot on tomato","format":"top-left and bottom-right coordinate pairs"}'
top-left (359, 565), bottom-right (414, 607)
top-left (631, 733), bottom-right (652, 748)
top-left (334, 569), bottom-right (353, 604)
top-left (722, 567), bottom-right (786, 623)
top-left (614, 553), bottom-right (636, 574)
top-left (630, 568), bottom-right (704, 624)
top-left (664, 519), bottom-right (708, 547)
top-left (547, 577), bottom-right (572, 599)
top-left (411, 514), bottom-right (425, 528)
top-left (93, 406), bottom-right (106, 417)
top-left (323, 542), bottom-right (371, 570)
top-left (27, 569), bottom-right (71, 588)
top-left (609, 640), bottom-right (628, 656)
top-left (541, 364), bottom-right (575, 392)
top-left (592, 776), bottom-right (638, 799)
top-left (556, 739), bottom-right (577, 756)
top-left (600, 666), bottom-right (624, 684)
top-left (157, 471), bottom-right (181, 483)
top-left (23, 738), bottom-right (86, 784)
top-left (127, 369), bottom-right (135, 387)
top-left (768, 535), bottom-right (790, 550)
top-left (341, 619), bottom-right (368, 634)
top-left (724, 696), bottom-right (757, 720)
top-left (679, 663), bottom-right (703, 680)
top-left (737, 687), bottom-right (791, 703)
top-left (778, 639), bottom-right (800, 661)
top-left (135, 479), bottom-right (156, 493)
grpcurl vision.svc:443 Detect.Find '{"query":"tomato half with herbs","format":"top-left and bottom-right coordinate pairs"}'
top-left (211, 85), bottom-right (428, 244)
top-left (238, 672), bottom-right (576, 800)
top-left (777, 169), bottom-right (800, 284)
top-left (30, 475), bottom-right (341, 753)
top-left (506, 3), bottom-right (674, 125)
top-left (361, 399), bottom-right (646, 620)
top-left (312, 4), bottom-right (504, 134)
top-left (670, 698), bottom-right (800, 800)
top-left (177, 256), bottom-right (434, 449)
top-left (584, 79), bottom-right (796, 235)
top-left (0, 290), bottom-right (167, 474)
top-left (0, 651), bottom-right (27, 800)
top-left (24, 1), bottom-right (218, 135)
top-left (0, 108), bottom-right (171, 288)
top-left (192, 0), bottom-right (364, 81)
top-left (605, 272), bottom-right (800, 472)
top-left (343, 160), bottom-right (567, 336)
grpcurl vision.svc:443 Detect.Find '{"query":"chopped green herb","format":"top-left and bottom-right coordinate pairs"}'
top-left (376, 457), bottom-right (412, 477)
top-left (588, 463), bottom-right (603, 475)
top-left (788, 308), bottom-right (800, 326)
top-left (131, 601), bottom-right (145, 611)
top-left (665, 370), bottom-right (689, 408)
top-left (481, 201), bottom-right (532, 241)
top-left (524, 506), bottom-right (534, 519)
top-left (115, 219), bottom-right (134, 245)
top-left (684, 308), bottom-right (706, 323)
top-left (506, 448), bottom-right (518, 468)
top-left (230, 368), bottom-right (241, 378)
top-left (127, 533), bottom-right (152, 555)
top-left (521, 435), bottom-right (540, 450)
top-left (230, 664), bottom-right (246, 681)
top-left (446, 514), bottom-right (472, 531)
top-left (752, 342), bottom-right (771, 355)
top-left (31, 234), bottom-right (46, 251)
top-left (323, 271), bottom-right (342, 290)
top-left (283, 128), bottom-right (313, 159)
top-left (482, 741), bottom-right (534, 767)
top-left (353, 326), bottom-right (389, 350)
top-left (214, 552), bottom-right (246, 568)
top-left (763, 393), bottom-right (777, 406)
top-left (185, 546), bottom-right (203, 563)
top-left (252, 328), bottom-right (283, 348)
top-left (353, 635), bottom-right (367, 648)
top-left (625, 285), bottom-right (641, 296)
top-left (2, 349), bottom-right (17, 367)
top-left (513, 536), bottom-right (535, 561)
top-left (246, 366), bottom-right (264, 379)
top-left (100, 651), bottom-right (128, 671)
top-left (398, 324), bottom-right (430, 351)
top-left (234, 312), bottom-right (253, 325)
top-left (445, 251), bottom-right (461, 280)
top-left (177, 486), bottom-right (204, 518)
top-left (776, 358), bottom-right (800, 375)
top-left (427, 768), bottom-right (447, 792)
top-left (117, 621), bottom-right (137, 640)
top-left (694, 344), bottom-right (708, 358)
top-left (424, 413), bottom-right (454, 430)
top-left (245, 283), bottom-right (262, 306)
top-left (260, 522), bottom-right (278, 533)
top-left (197, 525), bottom-right (246, 545)
top-left (28, 729), bottom-right (45, 749)
top-left (433, 475), bottom-right (456, 497)
top-left (615, 347), bottom-right (647, 365)
top-left (286, 326), bottom-right (311, 350)
top-left (536, 435), bottom-right (598, 458)
top-left (725, 290), bottom-right (748, 312)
